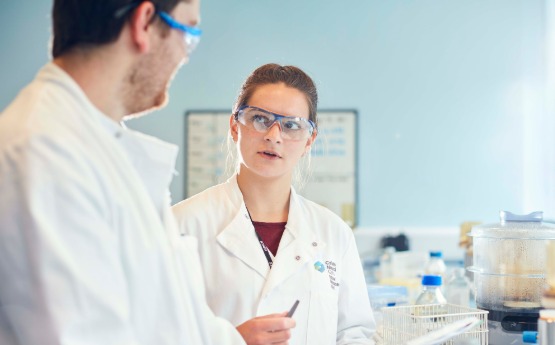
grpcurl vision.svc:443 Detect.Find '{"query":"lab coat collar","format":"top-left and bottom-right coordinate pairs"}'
top-left (220, 174), bottom-right (316, 241)
top-left (216, 181), bottom-right (271, 278)
top-left (38, 63), bottom-right (111, 127)
top-left (115, 130), bottom-right (178, 215)
top-left (218, 175), bottom-right (327, 296)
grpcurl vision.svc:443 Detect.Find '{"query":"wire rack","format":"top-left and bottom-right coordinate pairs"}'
top-left (381, 304), bottom-right (489, 344)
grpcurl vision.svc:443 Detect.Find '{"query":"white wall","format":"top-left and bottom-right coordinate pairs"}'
top-left (1, 1), bottom-right (552, 235)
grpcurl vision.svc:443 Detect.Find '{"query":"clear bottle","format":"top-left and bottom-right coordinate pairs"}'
top-left (378, 246), bottom-right (395, 281)
top-left (445, 268), bottom-right (474, 307)
top-left (415, 275), bottom-right (447, 318)
top-left (416, 275), bottom-right (447, 305)
top-left (425, 251), bottom-right (447, 279)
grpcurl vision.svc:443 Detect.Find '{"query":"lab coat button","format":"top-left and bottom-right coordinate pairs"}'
top-left (312, 242), bottom-right (317, 247)
top-left (295, 255), bottom-right (301, 261)
top-left (115, 131), bottom-right (122, 138)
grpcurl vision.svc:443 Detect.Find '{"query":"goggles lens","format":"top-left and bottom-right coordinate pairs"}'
top-left (184, 34), bottom-right (200, 54)
top-left (158, 11), bottom-right (202, 55)
top-left (236, 106), bottom-right (316, 141)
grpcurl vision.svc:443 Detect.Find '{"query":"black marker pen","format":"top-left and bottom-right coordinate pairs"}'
top-left (286, 300), bottom-right (300, 318)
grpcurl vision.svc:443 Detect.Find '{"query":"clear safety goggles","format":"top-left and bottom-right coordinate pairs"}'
top-left (157, 11), bottom-right (202, 55)
top-left (235, 105), bottom-right (316, 141)
top-left (114, 1), bottom-right (202, 55)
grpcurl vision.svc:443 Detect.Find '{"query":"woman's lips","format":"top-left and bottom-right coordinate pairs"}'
top-left (258, 150), bottom-right (282, 159)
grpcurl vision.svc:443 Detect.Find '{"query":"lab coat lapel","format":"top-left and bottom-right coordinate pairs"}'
top-left (260, 189), bottom-right (327, 298)
top-left (216, 202), bottom-right (270, 279)
top-left (116, 127), bottom-right (178, 217)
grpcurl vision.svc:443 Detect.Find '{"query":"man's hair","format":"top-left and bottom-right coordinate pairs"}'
top-left (52, 0), bottom-right (183, 58)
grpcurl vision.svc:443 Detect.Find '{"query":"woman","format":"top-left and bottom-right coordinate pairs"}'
top-left (173, 63), bottom-right (375, 344)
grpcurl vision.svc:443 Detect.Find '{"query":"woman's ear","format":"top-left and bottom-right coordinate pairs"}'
top-left (301, 131), bottom-right (317, 157)
top-left (229, 114), bottom-right (238, 142)
top-left (303, 130), bottom-right (317, 155)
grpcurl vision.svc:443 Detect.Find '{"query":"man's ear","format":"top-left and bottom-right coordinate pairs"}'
top-left (229, 114), bottom-right (239, 142)
top-left (128, 1), bottom-right (157, 54)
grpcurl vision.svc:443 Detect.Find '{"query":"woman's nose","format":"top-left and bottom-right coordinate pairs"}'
top-left (264, 121), bottom-right (283, 142)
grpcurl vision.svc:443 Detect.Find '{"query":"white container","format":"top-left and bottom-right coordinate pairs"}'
top-left (425, 251), bottom-right (447, 279)
top-left (539, 310), bottom-right (555, 345)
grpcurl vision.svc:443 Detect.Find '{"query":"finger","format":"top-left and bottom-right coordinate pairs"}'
top-left (257, 317), bottom-right (296, 332)
top-left (255, 312), bottom-right (287, 319)
top-left (264, 328), bottom-right (291, 344)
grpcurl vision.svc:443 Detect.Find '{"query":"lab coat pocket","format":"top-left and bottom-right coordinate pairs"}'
top-left (307, 290), bottom-right (338, 345)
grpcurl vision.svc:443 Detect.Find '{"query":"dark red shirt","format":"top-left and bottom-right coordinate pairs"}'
top-left (252, 221), bottom-right (287, 256)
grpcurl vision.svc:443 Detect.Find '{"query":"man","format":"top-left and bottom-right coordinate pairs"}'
top-left (0, 1), bottom-right (294, 344)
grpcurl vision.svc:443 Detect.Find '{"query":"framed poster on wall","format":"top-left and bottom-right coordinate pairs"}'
top-left (184, 110), bottom-right (358, 226)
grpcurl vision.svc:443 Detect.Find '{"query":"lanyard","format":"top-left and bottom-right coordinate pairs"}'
top-left (245, 207), bottom-right (273, 269)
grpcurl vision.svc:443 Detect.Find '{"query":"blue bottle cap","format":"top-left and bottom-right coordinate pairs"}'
top-left (430, 251), bottom-right (443, 258)
top-left (422, 275), bottom-right (442, 286)
top-left (522, 331), bottom-right (538, 343)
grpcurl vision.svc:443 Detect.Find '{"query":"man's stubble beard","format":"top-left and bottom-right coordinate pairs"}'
top-left (122, 45), bottom-right (175, 118)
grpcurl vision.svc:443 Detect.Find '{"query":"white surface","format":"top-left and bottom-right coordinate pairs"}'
top-left (354, 227), bottom-right (463, 260)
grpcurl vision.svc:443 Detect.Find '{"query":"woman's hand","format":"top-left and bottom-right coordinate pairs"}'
top-left (236, 312), bottom-right (296, 345)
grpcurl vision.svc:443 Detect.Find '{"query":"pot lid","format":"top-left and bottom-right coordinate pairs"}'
top-left (470, 211), bottom-right (555, 239)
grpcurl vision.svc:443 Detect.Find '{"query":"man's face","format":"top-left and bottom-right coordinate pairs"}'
top-left (125, 0), bottom-right (200, 116)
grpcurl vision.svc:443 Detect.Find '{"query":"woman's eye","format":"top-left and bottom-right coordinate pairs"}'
top-left (284, 121), bottom-right (301, 130)
top-left (252, 114), bottom-right (268, 123)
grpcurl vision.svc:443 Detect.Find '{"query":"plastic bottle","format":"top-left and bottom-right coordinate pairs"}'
top-left (445, 268), bottom-right (474, 307)
top-left (378, 246), bottom-right (395, 281)
top-left (416, 275), bottom-right (447, 305)
top-left (424, 251), bottom-right (447, 280)
top-left (415, 275), bottom-right (447, 318)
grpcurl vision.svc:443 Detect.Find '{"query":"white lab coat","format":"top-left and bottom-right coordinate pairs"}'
top-left (0, 63), bottom-right (245, 345)
top-left (173, 176), bottom-right (376, 345)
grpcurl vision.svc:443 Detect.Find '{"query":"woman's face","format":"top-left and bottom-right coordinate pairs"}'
top-left (231, 83), bottom-right (316, 181)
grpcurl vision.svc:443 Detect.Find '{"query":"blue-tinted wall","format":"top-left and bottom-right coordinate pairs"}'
top-left (0, 0), bottom-right (549, 226)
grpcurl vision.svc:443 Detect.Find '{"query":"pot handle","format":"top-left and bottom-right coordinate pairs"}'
top-left (500, 211), bottom-right (543, 222)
